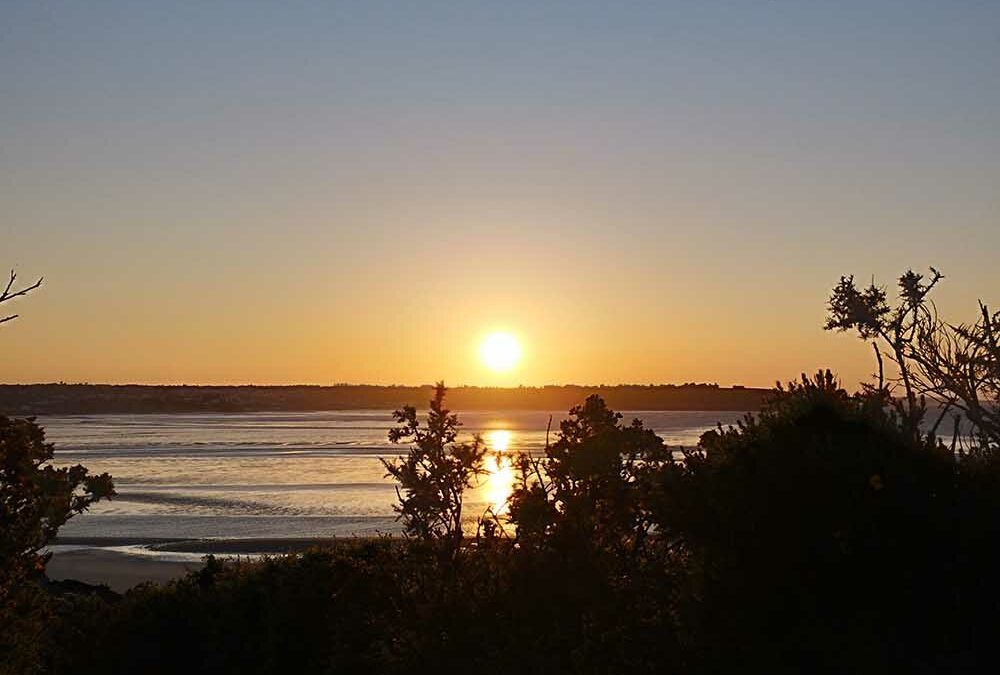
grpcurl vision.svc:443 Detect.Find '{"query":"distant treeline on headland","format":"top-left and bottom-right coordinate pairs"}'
top-left (0, 382), bottom-right (768, 415)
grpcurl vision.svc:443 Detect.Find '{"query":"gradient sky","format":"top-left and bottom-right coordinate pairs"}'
top-left (2, 1), bottom-right (998, 387)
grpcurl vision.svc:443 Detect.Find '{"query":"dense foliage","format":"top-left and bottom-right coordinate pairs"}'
top-left (382, 382), bottom-right (487, 560)
top-left (0, 417), bottom-right (114, 591)
top-left (0, 416), bottom-right (113, 675)
top-left (666, 373), bottom-right (960, 671)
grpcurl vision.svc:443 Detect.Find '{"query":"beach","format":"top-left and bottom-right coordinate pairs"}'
top-left (46, 538), bottom-right (354, 593)
top-left (47, 548), bottom-right (200, 593)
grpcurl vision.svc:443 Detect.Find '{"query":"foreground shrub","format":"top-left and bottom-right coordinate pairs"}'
top-left (661, 371), bottom-right (970, 673)
top-left (506, 395), bottom-right (682, 672)
top-left (0, 417), bottom-right (114, 592)
top-left (0, 416), bottom-right (113, 675)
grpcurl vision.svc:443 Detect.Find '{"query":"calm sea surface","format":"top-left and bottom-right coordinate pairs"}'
top-left (45, 410), bottom-right (747, 540)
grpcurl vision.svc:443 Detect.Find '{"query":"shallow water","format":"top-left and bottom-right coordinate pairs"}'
top-left (45, 410), bottom-right (746, 540)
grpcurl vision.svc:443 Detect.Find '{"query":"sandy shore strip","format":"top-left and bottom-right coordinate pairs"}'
top-left (53, 536), bottom-right (350, 554)
top-left (47, 549), bottom-right (202, 594)
top-left (46, 537), bottom-right (376, 593)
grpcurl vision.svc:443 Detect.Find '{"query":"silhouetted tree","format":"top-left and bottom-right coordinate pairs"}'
top-left (0, 269), bottom-right (43, 326)
top-left (509, 395), bottom-right (672, 561)
top-left (505, 396), bottom-right (682, 672)
top-left (0, 416), bottom-right (114, 593)
top-left (827, 267), bottom-right (999, 452)
top-left (826, 268), bottom-right (942, 437)
top-left (909, 300), bottom-right (1000, 453)
top-left (0, 416), bottom-right (114, 675)
top-left (0, 268), bottom-right (111, 591)
top-left (383, 382), bottom-right (486, 560)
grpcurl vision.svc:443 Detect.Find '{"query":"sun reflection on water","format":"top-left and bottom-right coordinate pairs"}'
top-left (486, 429), bottom-right (512, 452)
top-left (482, 429), bottom-right (515, 514)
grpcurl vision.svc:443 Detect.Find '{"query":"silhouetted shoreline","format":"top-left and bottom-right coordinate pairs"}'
top-left (0, 383), bottom-right (768, 415)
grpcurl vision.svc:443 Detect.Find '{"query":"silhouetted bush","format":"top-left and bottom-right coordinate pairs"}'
top-left (0, 416), bottom-right (113, 675)
top-left (505, 395), bottom-right (682, 673)
top-left (0, 417), bottom-right (114, 592)
top-left (660, 372), bottom-right (963, 672)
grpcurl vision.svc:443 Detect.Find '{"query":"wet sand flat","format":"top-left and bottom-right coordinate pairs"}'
top-left (46, 537), bottom-right (384, 593)
top-left (47, 548), bottom-right (202, 594)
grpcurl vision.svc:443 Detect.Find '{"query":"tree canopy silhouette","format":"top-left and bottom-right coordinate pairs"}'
top-left (0, 417), bottom-right (114, 594)
top-left (382, 382), bottom-right (487, 560)
top-left (827, 267), bottom-right (999, 453)
top-left (509, 395), bottom-right (672, 562)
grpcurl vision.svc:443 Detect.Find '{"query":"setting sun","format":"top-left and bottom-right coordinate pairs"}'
top-left (480, 332), bottom-right (522, 373)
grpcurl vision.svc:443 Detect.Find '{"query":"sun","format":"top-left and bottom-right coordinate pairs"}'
top-left (480, 332), bottom-right (522, 372)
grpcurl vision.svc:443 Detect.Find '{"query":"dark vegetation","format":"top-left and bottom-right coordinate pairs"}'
top-left (0, 417), bottom-right (114, 675)
top-left (2, 267), bottom-right (1000, 674)
top-left (0, 382), bottom-right (766, 415)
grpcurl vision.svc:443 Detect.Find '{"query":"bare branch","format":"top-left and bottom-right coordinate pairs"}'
top-left (0, 270), bottom-right (43, 325)
top-left (0, 270), bottom-right (43, 304)
top-left (872, 342), bottom-right (884, 392)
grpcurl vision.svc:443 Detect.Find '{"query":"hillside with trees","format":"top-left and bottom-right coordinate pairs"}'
top-left (0, 382), bottom-right (767, 415)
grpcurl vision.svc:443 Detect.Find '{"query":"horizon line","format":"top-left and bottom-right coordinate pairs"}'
top-left (0, 380), bottom-right (764, 390)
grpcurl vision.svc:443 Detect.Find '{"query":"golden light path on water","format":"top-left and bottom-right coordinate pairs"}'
top-left (482, 429), bottom-right (515, 515)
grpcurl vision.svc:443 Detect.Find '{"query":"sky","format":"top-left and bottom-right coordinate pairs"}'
top-left (1, 0), bottom-right (998, 387)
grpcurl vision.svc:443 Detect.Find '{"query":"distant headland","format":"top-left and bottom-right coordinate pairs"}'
top-left (0, 383), bottom-right (768, 415)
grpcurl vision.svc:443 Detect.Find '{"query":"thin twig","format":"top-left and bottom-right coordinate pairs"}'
top-left (0, 270), bottom-right (44, 324)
